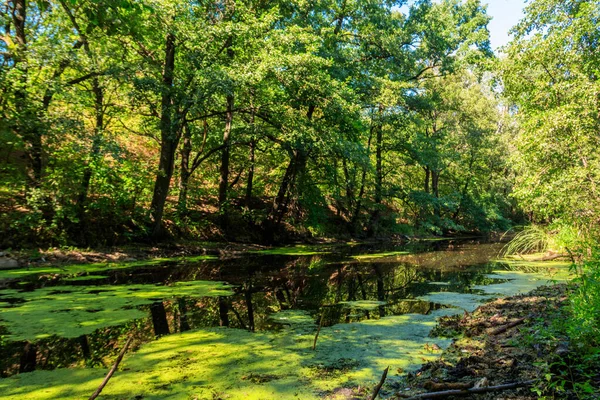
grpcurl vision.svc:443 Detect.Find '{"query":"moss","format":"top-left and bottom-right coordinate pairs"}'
top-left (337, 300), bottom-right (387, 310)
top-left (0, 255), bottom-right (218, 281)
top-left (0, 310), bottom-right (457, 400)
top-left (0, 281), bottom-right (233, 341)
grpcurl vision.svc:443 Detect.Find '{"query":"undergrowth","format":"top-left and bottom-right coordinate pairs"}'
top-left (506, 225), bottom-right (600, 399)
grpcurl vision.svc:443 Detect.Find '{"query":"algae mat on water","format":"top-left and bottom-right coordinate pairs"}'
top-left (418, 269), bottom-right (571, 312)
top-left (0, 281), bottom-right (233, 341)
top-left (250, 245), bottom-right (329, 256)
top-left (0, 309), bottom-right (457, 400)
top-left (0, 255), bottom-right (217, 280)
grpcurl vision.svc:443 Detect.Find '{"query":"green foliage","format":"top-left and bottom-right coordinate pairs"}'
top-left (569, 251), bottom-right (600, 344)
top-left (502, 0), bottom-right (600, 228)
top-left (0, 0), bottom-right (506, 245)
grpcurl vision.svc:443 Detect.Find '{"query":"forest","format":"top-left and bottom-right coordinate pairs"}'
top-left (0, 0), bottom-right (599, 399)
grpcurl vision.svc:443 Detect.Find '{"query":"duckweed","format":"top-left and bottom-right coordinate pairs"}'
top-left (0, 281), bottom-right (233, 341)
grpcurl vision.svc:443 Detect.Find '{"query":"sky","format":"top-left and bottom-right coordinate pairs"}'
top-left (484, 0), bottom-right (527, 51)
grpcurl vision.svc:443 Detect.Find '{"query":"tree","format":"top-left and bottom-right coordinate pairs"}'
top-left (502, 0), bottom-right (600, 228)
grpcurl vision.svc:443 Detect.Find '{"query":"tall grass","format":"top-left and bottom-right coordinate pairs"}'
top-left (503, 225), bottom-right (553, 256)
top-left (502, 223), bottom-right (583, 256)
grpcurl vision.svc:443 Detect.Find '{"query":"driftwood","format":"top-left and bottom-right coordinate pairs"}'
top-left (489, 317), bottom-right (526, 336)
top-left (89, 336), bottom-right (133, 400)
top-left (423, 381), bottom-right (473, 391)
top-left (403, 379), bottom-right (535, 399)
top-left (369, 366), bottom-right (389, 400)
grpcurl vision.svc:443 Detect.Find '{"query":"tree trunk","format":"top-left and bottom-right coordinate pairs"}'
top-left (19, 341), bottom-right (37, 373)
top-left (245, 289), bottom-right (255, 332)
top-left (218, 38), bottom-right (235, 229)
top-left (342, 158), bottom-right (353, 218)
top-left (13, 0), bottom-right (43, 188)
top-left (263, 105), bottom-right (314, 242)
top-left (368, 105), bottom-right (384, 236)
top-left (150, 32), bottom-right (178, 239)
top-left (79, 335), bottom-right (91, 359)
top-left (245, 139), bottom-right (255, 206)
top-left (374, 120), bottom-right (383, 206)
top-left (151, 301), bottom-right (170, 336)
top-left (374, 265), bottom-right (386, 318)
top-left (218, 93), bottom-right (234, 226)
top-left (350, 123), bottom-right (374, 232)
top-left (424, 167), bottom-right (430, 193)
top-left (77, 78), bottom-right (103, 228)
top-left (178, 123), bottom-right (192, 214)
top-left (178, 298), bottom-right (190, 332)
top-left (218, 297), bottom-right (230, 327)
top-left (432, 170), bottom-right (440, 218)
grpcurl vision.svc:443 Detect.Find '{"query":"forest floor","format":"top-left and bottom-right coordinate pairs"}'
top-left (390, 284), bottom-right (587, 400)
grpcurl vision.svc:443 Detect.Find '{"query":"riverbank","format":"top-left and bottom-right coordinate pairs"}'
top-left (389, 283), bottom-right (599, 400)
top-left (0, 235), bottom-right (475, 270)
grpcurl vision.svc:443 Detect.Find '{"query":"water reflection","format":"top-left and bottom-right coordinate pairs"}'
top-left (0, 240), bottom-right (530, 377)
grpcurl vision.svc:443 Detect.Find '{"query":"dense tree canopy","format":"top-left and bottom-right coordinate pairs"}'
top-left (1, 0), bottom-right (595, 247)
top-left (0, 0), bottom-right (510, 246)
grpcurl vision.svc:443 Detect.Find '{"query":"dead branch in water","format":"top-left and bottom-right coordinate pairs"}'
top-left (312, 309), bottom-right (325, 350)
top-left (89, 336), bottom-right (133, 400)
top-left (369, 366), bottom-right (389, 400)
top-left (402, 379), bottom-right (535, 399)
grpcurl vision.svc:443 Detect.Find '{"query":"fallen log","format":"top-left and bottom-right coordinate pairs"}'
top-left (488, 317), bottom-right (526, 336)
top-left (403, 379), bottom-right (535, 399)
top-left (89, 336), bottom-right (133, 400)
top-left (369, 366), bottom-right (389, 400)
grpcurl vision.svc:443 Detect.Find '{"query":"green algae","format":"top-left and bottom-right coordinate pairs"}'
top-left (351, 251), bottom-right (410, 260)
top-left (418, 292), bottom-right (493, 312)
top-left (268, 310), bottom-right (316, 330)
top-left (0, 281), bottom-right (233, 341)
top-left (419, 268), bottom-right (572, 313)
top-left (0, 309), bottom-right (456, 400)
top-left (0, 255), bottom-right (218, 281)
top-left (251, 245), bottom-right (328, 256)
top-left (473, 269), bottom-right (570, 296)
top-left (337, 300), bottom-right (387, 310)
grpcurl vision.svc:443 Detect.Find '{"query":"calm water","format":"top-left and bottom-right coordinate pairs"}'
top-left (0, 239), bottom-right (556, 377)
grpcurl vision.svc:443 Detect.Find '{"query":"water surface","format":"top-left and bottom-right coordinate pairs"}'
top-left (0, 240), bottom-right (569, 399)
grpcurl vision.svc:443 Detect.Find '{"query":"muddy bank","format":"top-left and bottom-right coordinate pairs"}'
top-left (388, 284), bottom-right (598, 399)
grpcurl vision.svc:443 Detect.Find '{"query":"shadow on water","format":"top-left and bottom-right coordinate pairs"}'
top-left (0, 239), bottom-right (559, 380)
